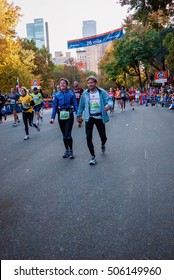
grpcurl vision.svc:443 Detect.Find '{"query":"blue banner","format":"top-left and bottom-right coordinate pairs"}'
top-left (67, 28), bottom-right (124, 49)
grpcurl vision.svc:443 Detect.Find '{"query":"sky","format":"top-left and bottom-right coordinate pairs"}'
top-left (8, 0), bottom-right (129, 57)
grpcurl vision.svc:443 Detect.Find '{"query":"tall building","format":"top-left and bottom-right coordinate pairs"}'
top-left (80, 20), bottom-right (102, 74)
top-left (26, 18), bottom-right (50, 52)
top-left (45, 22), bottom-right (50, 53)
top-left (82, 20), bottom-right (96, 37)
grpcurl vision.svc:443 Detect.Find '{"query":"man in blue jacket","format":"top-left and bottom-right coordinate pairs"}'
top-left (77, 76), bottom-right (110, 165)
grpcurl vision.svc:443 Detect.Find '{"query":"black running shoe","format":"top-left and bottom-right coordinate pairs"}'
top-left (63, 150), bottom-right (70, 158)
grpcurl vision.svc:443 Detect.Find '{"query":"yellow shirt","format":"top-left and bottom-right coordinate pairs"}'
top-left (19, 94), bottom-right (33, 113)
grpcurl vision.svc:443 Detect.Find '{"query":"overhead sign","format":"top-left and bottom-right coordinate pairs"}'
top-left (154, 71), bottom-right (167, 83)
top-left (67, 27), bottom-right (124, 49)
top-left (30, 79), bottom-right (41, 89)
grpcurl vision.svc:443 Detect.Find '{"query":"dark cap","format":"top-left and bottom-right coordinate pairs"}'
top-left (59, 78), bottom-right (69, 85)
top-left (33, 87), bottom-right (38, 91)
top-left (86, 75), bottom-right (97, 83)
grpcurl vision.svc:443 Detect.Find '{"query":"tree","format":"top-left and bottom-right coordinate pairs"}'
top-left (163, 32), bottom-right (174, 74)
top-left (0, 0), bottom-right (22, 92)
top-left (117, 0), bottom-right (174, 27)
top-left (99, 24), bottom-right (173, 89)
top-left (20, 38), bottom-right (55, 93)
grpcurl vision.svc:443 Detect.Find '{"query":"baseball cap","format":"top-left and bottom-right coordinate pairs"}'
top-left (86, 75), bottom-right (97, 83)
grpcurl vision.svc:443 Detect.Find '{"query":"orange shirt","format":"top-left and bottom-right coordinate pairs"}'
top-left (115, 90), bottom-right (121, 99)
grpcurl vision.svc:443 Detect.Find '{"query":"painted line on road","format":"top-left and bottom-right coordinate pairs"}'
top-left (144, 149), bottom-right (147, 160)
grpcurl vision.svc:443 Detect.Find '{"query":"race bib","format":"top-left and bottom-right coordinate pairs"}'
top-left (11, 99), bottom-right (16, 104)
top-left (90, 101), bottom-right (100, 110)
top-left (60, 110), bottom-right (70, 120)
top-left (33, 96), bottom-right (39, 102)
top-left (22, 102), bottom-right (30, 109)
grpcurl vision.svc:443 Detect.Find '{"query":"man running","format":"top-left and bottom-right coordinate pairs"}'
top-left (30, 87), bottom-right (43, 126)
top-left (77, 76), bottom-right (110, 165)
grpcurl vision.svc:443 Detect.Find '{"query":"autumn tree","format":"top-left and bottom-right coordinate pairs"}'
top-left (0, 0), bottom-right (21, 92)
top-left (118, 0), bottom-right (174, 29)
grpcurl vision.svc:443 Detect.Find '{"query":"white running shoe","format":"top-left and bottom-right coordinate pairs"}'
top-left (89, 156), bottom-right (97, 165)
top-left (24, 135), bottom-right (29, 140)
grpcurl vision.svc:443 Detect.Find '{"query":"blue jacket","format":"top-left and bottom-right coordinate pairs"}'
top-left (77, 87), bottom-right (110, 123)
top-left (51, 89), bottom-right (78, 119)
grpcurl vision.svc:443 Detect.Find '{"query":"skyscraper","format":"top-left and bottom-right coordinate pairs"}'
top-left (82, 20), bottom-right (96, 37)
top-left (45, 22), bottom-right (50, 53)
top-left (81, 20), bottom-right (102, 74)
top-left (34, 18), bottom-right (45, 49)
top-left (26, 18), bottom-right (50, 52)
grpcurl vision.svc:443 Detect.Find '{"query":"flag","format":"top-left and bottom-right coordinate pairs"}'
top-left (16, 78), bottom-right (20, 92)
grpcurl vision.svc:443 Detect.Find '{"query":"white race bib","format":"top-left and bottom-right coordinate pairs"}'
top-left (60, 110), bottom-right (70, 120)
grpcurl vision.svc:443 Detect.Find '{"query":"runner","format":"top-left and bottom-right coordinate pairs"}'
top-left (50, 78), bottom-right (78, 159)
top-left (120, 86), bottom-right (127, 111)
top-left (18, 87), bottom-right (40, 140)
top-left (129, 86), bottom-right (136, 110)
top-left (0, 90), bottom-right (6, 124)
top-left (77, 76), bottom-right (110, 165)
top-left (108, 87), bottom-right (115, 113)
top-left (7, 87), bottom-right (20, 127)
top-left (30, 87), bottom-right (43, 126)
top-left (115, 87), bottom-right (122, 110)
top-left (72, 81), bottom-right (84, 127)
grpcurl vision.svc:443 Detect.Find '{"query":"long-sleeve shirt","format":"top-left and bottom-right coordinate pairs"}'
top-left (77, 87), bottom-right (110, 124)
top-left (51, 89), bottom-right (78, 119)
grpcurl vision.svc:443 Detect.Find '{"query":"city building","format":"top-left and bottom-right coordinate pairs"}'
top-left (26, 18), bottom-right (50, 52)
top-left (82, 20), bottom-right (96, 37)
top-left (78, 20), bottom-right (104, 74)
top-left (53, 51), bottom-right (74, 65)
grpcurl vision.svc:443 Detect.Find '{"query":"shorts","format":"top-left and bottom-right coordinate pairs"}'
top-left (10, 104), bottom-right (18, 112)
top-left (34, 104), bottom-right (42, 112)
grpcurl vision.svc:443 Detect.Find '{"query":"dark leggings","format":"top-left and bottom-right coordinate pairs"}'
top-left (85, 117), bottom-right (107, 157)
top-left (58, 113), bottom-right (74, 150)
top-left (0, 110), bottom-right (2, 121)
top-left (22, 111), bottom-right (37, 135)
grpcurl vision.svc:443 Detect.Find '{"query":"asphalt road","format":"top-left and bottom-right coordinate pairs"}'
top-left (0, 103), bottom-right (174, 260)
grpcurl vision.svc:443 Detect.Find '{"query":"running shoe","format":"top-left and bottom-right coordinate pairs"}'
top-left (24, 135), bottom-right (29, 140)
top-left (69, 150), bottom-right (75, 159)
top-left (17, 120), bottom-right (20, 124)
top-left (63, 150), bottom-right (70, 158)
top-left (101, 145), bottom-right (106, 153)
top-left (13, 122), bottom-right (17, 127)
top-left (36, 125), bottom-right (40, 132)
top-left (89, 156), bottom-right (97, 165)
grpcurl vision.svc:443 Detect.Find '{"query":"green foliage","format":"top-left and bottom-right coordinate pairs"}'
top-left (118, 0), bottom-right (173, 28)
top-left (163, 32), bottom-right (174, 72)
top-left (99, 24), bottom-right (174, 88)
